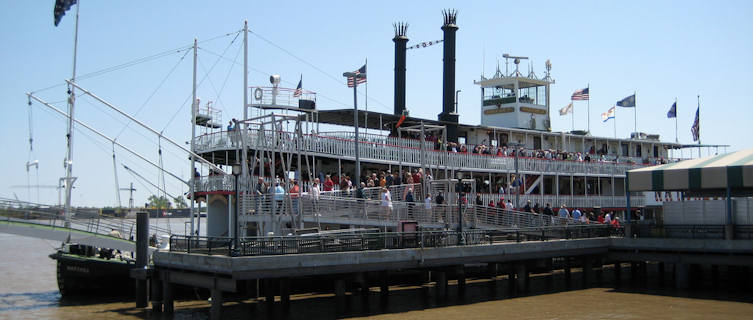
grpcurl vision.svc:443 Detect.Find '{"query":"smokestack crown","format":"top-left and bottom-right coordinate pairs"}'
top-left (442, 9), bottom-right (458, 27)
top-left (393, 22), bottom-right (409, 40)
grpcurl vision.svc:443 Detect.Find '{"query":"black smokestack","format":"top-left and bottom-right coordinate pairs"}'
top-left (438, 9), bottom-right (459, 143)
top-left (393, 22), bottom-right (408, 117)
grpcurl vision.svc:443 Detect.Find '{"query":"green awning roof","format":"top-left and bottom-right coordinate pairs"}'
top-left (628, 148), bottom-right (753, 192)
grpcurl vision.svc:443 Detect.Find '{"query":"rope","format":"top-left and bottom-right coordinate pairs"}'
top-left (114, 48), bottom-right (191, 140)
top-left (29, 30), bottom-right (242, 96)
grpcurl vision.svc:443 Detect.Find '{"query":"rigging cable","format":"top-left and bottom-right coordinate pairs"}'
top-left (161, 33), bottom-right (242, 131)
top-left (249, 30), bottom-right (392, 111)
top-left (29, 29), bottom-right (242, 96)
top-left (114, 47), bottom-right (192, 140)
top-left (27, 97), bottom-right (40, 203)
top-left (199, 47), bottom-right (359, 110)
top-left (199, 30), bottom-right (242, 114)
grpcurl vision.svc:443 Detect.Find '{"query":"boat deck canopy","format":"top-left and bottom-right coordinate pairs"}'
top-left (627, 148), bottom-right (753, 194)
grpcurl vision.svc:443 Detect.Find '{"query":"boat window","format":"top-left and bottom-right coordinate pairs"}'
top-left (517, 85), bottom-right (546, 105)
top-left (482, 86), bottom-right (515, 106)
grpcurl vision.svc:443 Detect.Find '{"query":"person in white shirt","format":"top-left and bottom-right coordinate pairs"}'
top-left (380, 187), bottom-right (393, 216)
top-left (311, 178), bottom-right (321, 214)
top-left (604, 211), bottom-right (612, 224)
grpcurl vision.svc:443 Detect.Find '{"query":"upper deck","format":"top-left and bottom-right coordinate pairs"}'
top-left (194, 129), bottom-right (643, 176)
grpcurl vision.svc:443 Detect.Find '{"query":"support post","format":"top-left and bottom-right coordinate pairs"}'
top-left (725, 183), bottom-right (734, 240)
top-left (379, 271), bottom-right (389, 304)
top-left (614, 262), bottom-right (622, 286)
top-left (135, 211), bottom-right (149, 308)
top-left (210, 289), bottom-right (223, 320)
top-left (658, 262), bottom-right (666, 286)
top-left (675, 263), bottom-right (689, 289)
top-left (335, 277), bottom-right (347, 313)
top-left (515, 263), bottom-right (528, 294)
top-left (583, 256), bottom-right (593, 288)
top-left (163, 277), bottom-right (174, 314)
top-left (435, 271), bottom-right (447, 298)
top-left (265, 278), bottom-right (275, 312)
top-left (150, 275), bottom-right (163, 312)
top-left (280, 278), bottom-right (291, 313)
top-left (457, 266), bottom-right (466, 297)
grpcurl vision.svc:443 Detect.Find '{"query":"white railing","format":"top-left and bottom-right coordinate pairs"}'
top-left (249, 86), bottom-right (316, 108)
top-left (193, 131), bottom-right (644, 176)
top-left (475, 193), bottom-right (644, 209)
top-left (236, 193), bottom-right (583, 230)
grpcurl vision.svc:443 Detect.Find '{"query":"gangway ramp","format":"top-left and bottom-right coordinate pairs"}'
top-left (0, 219), bottom-right (136, 252)
top-left (0, 198), bottom-right (170, 251)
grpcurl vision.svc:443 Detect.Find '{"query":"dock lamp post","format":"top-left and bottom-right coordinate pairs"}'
top-left (455, 171), bottom-right (465, 245)
top-left (232, 161), bottom-right (241, 256)
top-left (343, 71), bottom-right (365, 187)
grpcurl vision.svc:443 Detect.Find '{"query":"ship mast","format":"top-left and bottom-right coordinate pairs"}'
top-left (63, 2), bottom-right (81, 227)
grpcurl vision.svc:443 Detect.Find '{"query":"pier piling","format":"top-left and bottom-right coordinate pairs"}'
top-left (210, 288), bottom-right (223, 320)
top-left (135, 211), bottom-right (149, 308)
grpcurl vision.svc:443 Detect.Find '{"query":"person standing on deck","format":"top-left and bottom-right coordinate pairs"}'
top-left (311, 178), bottom-right (321, 214)
top-left (273, 182), bottom-right (285, 214)
top-left (254, 177), bottom-right (265, 214)
top-left (323, 175), bottom-right (334, 192)
top-left (572, 208), bottom-right (582, 221)
top-left (558, 204), bottom-right (570, 219)
top-left (290, 180), bottom-right (300, 214)
top-left (543, 203), bottom-right (553, 216)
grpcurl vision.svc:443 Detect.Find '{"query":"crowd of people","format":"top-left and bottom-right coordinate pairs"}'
top-left (398, 131), bottom-right (669, 165)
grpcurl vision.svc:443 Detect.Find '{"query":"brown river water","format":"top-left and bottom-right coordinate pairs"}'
top-left (1, 219), bottom-right (752, 319)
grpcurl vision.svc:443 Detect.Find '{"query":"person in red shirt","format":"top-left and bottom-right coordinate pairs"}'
top-left (597, 212), bottom-right (605, 224)
top-left (290, 180), bottom-right (300, 214)
top-left (610, 217), bottom-right (621, 228)
top-left (323, 175), bottom-right (334, 192)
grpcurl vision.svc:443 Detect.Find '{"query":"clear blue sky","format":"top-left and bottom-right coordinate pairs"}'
top-left (1, 0), bottom-right (751, 207)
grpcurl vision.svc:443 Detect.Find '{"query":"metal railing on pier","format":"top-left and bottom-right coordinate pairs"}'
top-left (169, 225), bottom-right (620, 257)
top-left (0, 197), bottom-right (173, 243)
top-left (631, 224), bottom-right (753, 240)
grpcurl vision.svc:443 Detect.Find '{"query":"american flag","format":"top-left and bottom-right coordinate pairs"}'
top-left (691, 106), bottom-right (700, 141)
top-left (54, 0), bottom-right (77, 26)
top-left (293, 76), bottom-right (302, 97)
top-left (347, 64), bottom-right (366, 88)
top-left (571, 87), bottom-right (589, 100)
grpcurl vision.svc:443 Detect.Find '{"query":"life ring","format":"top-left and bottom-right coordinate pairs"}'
top-left (254, 88), bottom-right (263, 100)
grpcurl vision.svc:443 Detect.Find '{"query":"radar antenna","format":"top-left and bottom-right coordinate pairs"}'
top-left (502, 53), bottom-right (528, 77)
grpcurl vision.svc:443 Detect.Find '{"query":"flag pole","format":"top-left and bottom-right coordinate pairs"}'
top-left (613, 106), bottom-right (617, 139)
top-left (587, 83), bottom-right (590, 133)
top-left (62, 0), bottom-right (82, 228)
top-left (633, 91), bottom-right (637, 137)
top-left (674, 97), bottom-right (678, 143)
top-left (697, 94), bottom-right (701, 156)
top-left (364, 58), bottom-right (368, 135)
top-left (571, 99), bottom-right (574, 132)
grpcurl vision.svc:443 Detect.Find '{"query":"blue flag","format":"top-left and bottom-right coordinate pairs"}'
top-left (616, 94), bottom-right (635, 108)
top-left (667, 102), bottom-right (676, 118)
top-left (54, 0), bottom-right (77, 26)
